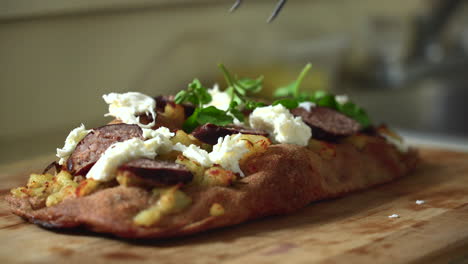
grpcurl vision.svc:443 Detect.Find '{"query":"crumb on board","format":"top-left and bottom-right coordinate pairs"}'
top-left (388, 214), bottom-right (400, 219)
top-left (416, 200), bottom-right (425, 205)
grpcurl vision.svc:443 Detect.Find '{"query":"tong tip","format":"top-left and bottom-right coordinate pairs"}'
top-left (267, 0), bottom-right (287, 23)
top-left (229, 0), bottom-right (287, 22)
top-left (229, 0), bottom-right (242, 13)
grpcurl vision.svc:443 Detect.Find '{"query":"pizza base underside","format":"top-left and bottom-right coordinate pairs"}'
top-left (6, 137), bottom-right (418, 239)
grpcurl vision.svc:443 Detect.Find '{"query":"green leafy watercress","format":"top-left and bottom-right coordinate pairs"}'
top-left (175, 65), bottom-right (265, 132)
top-left (218, 64), bottom-right (263, 113)
top-left (176, 79), bottom-right (234, 132)
top-left (272, 63), bottom-right (372, 128)
top-left (273, 63), bottom-right (312, 98)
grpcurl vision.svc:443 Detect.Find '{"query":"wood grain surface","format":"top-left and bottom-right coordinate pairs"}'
top-left (1, 148), bottom-right (468, 264)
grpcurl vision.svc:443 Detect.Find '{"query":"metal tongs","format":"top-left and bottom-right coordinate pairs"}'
top-left (229, 0), bottom-right (288, 23)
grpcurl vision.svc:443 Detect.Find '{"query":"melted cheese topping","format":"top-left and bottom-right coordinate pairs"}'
top-left (174, 134), bottom-right (249, 176)
top-left (87, 127), bottom-right (174, 181)
top-left (173, 143), bottom-right (212, 167)
top-left (298, 101), bottom-right (316, 112)
top-left (142, 127), bottom-right (174, 154)
top-left (208, 134), bottom-right (249, 176)
top-left (204, 84), bottom-right (231, 111)
top-left (56, 124), bottom-right (91, 165)
top-left (335, 94), bottom-right (349, 105)
top-left (103, 92), bottom-right (156, 128)
top-left (249, 104), bottom-right (311, 146)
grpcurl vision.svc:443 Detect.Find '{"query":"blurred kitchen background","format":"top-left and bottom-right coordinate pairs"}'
top-left (1, 0), bottom-right (468, 164)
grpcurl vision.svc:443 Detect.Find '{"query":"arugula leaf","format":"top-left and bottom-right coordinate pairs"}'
top-left (336, 101), bottom-right (371, 128)
top-left (226, 87), bottom-right (244, 106)
top-left (177, 67), bottom-right (265, 132)
top-left (237, 76), bottom-right (263, 93)
top-left (182, 108), bottom-right (201, 132)
top-left (218, 63), bottom-right (265, 118)
top-left (310, 90), bottom-right (327, 101)
top-left (245, 100), bottom-right (266, 110)
top-left (273, 86), bottom-right (292, 98)
top-left (175, 79), bottom-right (227, 132)
top-left (197, 106), bottom-right (234, 125)
top-left (315, 94), bottom-right (337, 108)
top-left (182, 107), bottom-right (235, 132)
top-left (175, 78), bottom-right (212, 108)
top-left (307, 91), bottom-right (371, 127)
top-left (274, 63), bottom-right (312, 98)
top-left (229, 108), bottom-right (245, 122)
top-left (272, 63), bottom-right (372, 128)
top-left (272, 98), bottom-right (299, 109)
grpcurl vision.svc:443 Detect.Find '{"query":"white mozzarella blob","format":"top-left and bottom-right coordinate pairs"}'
top-left (249, 104), bottom-right (311, 146)
top-left (103, 92), bottom-right (156, 128)
top-left (142, 127), bottom-right (175, 154)
top-left (56, 124), bottom-right (91, 165)
top-left (173, 143), bottom-right (212, 167)
top-left (174, 134), bottom-right (250, 176)
top-left (298, 101), bottom-right (316, 112)
top-left (205, 84), bottom-right (231, 111)
top-left (335, 94), bottom-right (349, 105)
top-left (208, 134), bottom-right (249, 176)
top-left (87, 138), bottom-right (157, 181)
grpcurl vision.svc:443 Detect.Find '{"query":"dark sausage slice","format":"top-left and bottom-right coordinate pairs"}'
top-left (291, 107), bottom-right (361, 140)
top-left (67, 124), bottom-right (143, 176)
top-left (192, 123), bottom-right (269, 145)
top-left (117, 158), bottom-right (193, 186)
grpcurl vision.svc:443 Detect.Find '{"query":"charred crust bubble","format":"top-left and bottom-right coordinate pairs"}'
top-left (67, 124), bottom-right (143, 176)
top-left (192, 123), bottom-right (269, 145)
top-left (118, 158), bottom-right (193, 185)
top-left (291, 107), bottom-right (361, 141)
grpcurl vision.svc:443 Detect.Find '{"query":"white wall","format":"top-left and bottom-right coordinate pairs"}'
top-left (0, 0), bottom-right (422, 162)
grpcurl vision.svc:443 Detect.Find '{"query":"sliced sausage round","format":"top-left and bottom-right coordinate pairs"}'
top-left (67, 124), bottom-right (143, 176)
top-left (117, 158), bottom-right (193, 185)
top-left (192, 123), bottom-right (269, 145)
top-left (291, 107), bottom-right (361, 140)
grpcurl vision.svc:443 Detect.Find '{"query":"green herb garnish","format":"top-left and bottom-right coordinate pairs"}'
top-left (272, 63), bottom-right (372, 127)
top-left (174, 79), bottom-right (212, 108)
top-left (245, 100), bottom-right (266, 110)
top-left (218, 64), bottom-right (263, 112)
top-left (175, 65), bottom-right (265, 132)
top-left (175, 64), bottom-right (372, 132)
top-left (336, 101), bottom-right (371, 128)
top-left (175, 79), bottom-right (233, 132)
top-left (272, 98), bottom-right (299, 109)
top-left (273, 63), bottom-right (312, 98)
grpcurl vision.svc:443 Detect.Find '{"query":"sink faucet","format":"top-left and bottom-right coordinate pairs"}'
top-left (340, 0), bottom-right (468, 89)
top-left (407, 0), bottom-right (463, 64)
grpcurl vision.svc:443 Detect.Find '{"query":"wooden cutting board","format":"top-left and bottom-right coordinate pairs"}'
top-left (1, 148), bottom-right (468, 264)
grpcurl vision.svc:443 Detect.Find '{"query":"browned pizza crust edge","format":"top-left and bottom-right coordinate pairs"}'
top-left (5, 135), bottom-right (418, 239)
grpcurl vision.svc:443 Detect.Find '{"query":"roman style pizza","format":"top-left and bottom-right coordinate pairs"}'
top-left (6, 64), bottom-right (418, 238)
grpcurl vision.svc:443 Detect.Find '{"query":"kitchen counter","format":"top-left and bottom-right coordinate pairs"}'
top-left (401, 129), bottom-right (468, 153)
